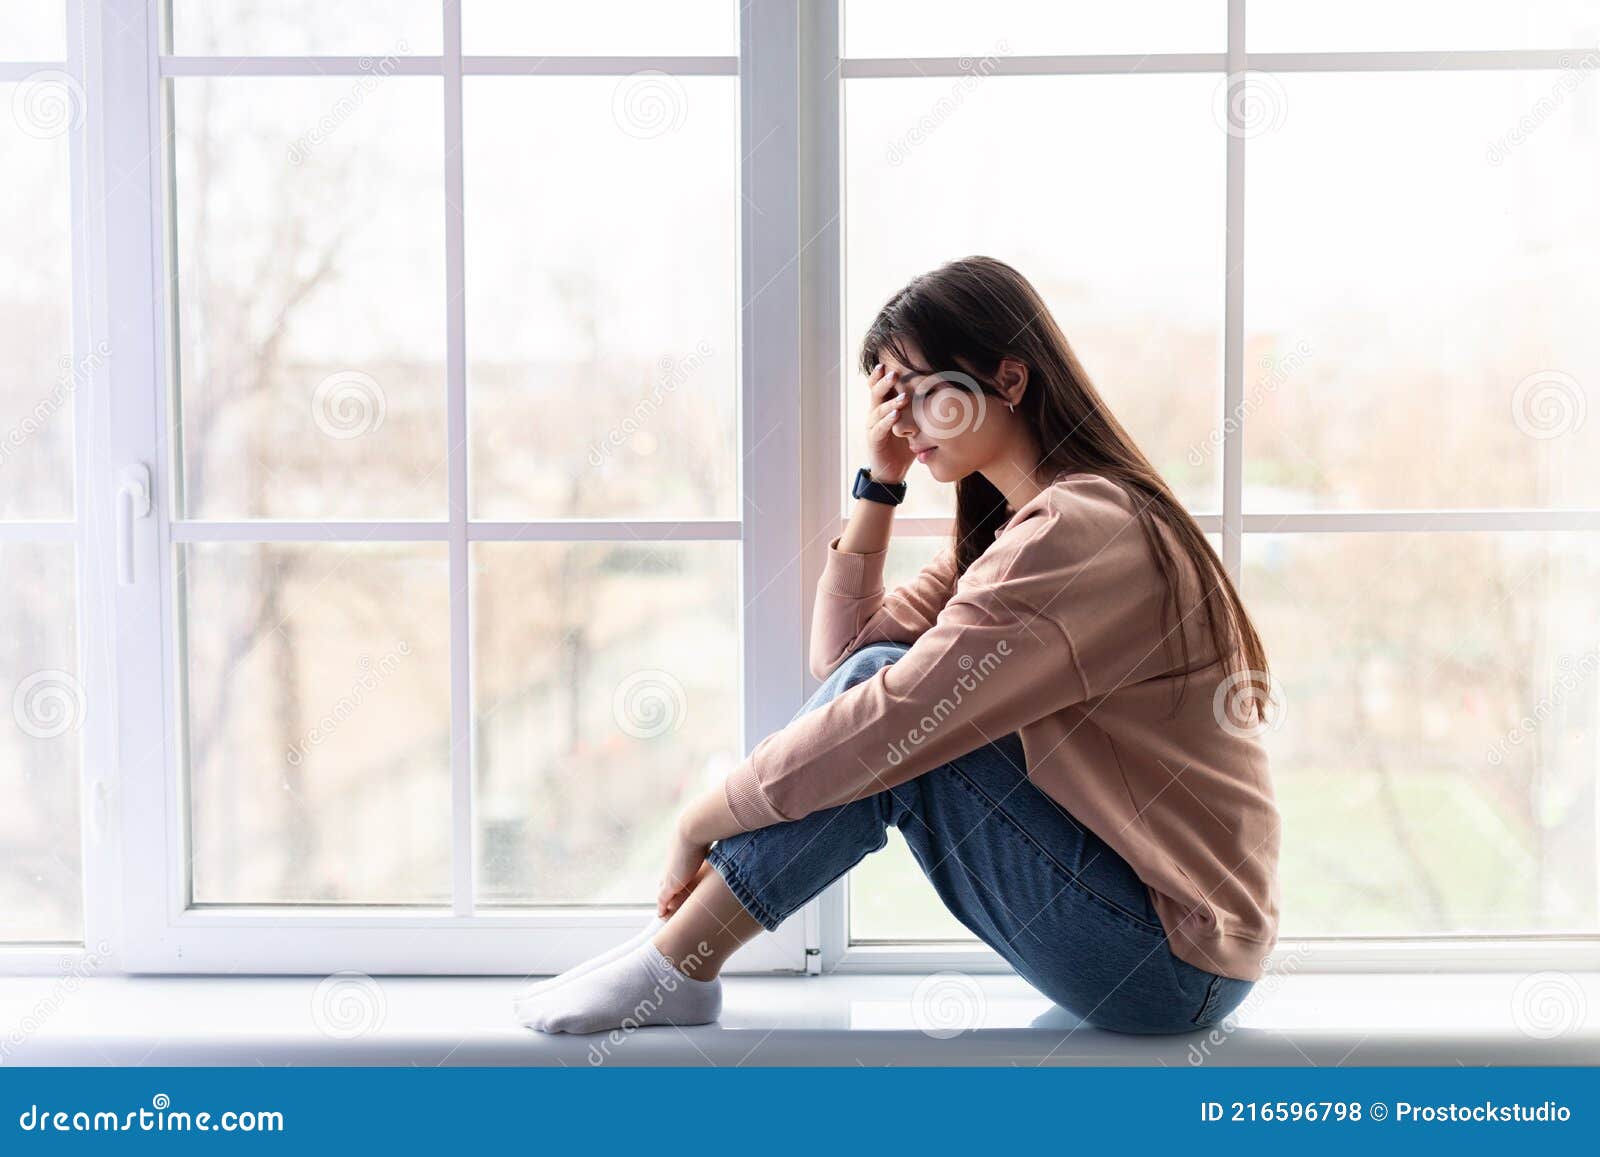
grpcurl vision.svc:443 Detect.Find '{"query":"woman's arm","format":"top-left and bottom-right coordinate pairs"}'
top-left (656, 789), bottom-right (740, 916)
top-left (809, 504), bottom-right (959, 681)
top-left (725, 513), bottom-right (1083, 832)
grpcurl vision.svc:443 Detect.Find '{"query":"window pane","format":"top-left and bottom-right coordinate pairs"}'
top-left (845, 75), bottom-right (1224, 520)
top-left (844, 0), bottom-right (1224, 57)
top-left (0, 2), bottom-right (65, 58)
top-left (1247, 532), bottom-right (1600, 936)
top-left (0, 543), bottom-right (80, 941)
top-left (1250, 1), bottom-right (1600, 52)
top-left (848, 534), bottom-right (969, 940)
top-left (183, 543), bottom-right (451, 905)
top-left (0, 80), bottom-right (73, 519)
top-left (465, 77), bottom-right (737, 519)
top-left (170, 78), bottom-right (446, 520)
top-left (463, 1), bottom-right (736, 56)
top-left (170, 0), bottom-right (441, 56)
top-left (474, 541), bottom-right (739, 904)
top-left (1245, 72), bottom-right (1600, 510)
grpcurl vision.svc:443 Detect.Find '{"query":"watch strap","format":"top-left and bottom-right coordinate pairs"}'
top-left (852, 465), bottom-right (907, 506)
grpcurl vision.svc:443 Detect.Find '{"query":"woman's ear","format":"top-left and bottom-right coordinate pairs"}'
top-left (995, 357), bottom-right (1029, 408)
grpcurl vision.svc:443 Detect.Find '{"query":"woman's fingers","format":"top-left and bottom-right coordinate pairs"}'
top-left (868, 364), bottom-right (899, 407)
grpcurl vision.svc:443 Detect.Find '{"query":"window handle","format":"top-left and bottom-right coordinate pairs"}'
top-left (116, 463), bottom-right (152, 586)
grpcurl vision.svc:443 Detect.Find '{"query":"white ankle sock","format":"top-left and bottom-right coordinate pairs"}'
top-left (512, 915), bottom-right (666, 1004)
top-left (514, 941), bottom-right (722, 1035)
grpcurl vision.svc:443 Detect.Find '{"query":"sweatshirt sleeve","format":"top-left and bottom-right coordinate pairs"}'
top-left (724, 514), bottom-right (1086, 831)
top-left (808, 536), bottom-right (959, 682)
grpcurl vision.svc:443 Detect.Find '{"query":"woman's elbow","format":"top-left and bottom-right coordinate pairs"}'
top-left (808, 649), bottom-right (838, 682)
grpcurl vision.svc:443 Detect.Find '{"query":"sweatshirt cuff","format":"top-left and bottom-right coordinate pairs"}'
top-left (819, 534), bottom-right (888, 597)
top-left (723, 761), bottom-right (789, 832)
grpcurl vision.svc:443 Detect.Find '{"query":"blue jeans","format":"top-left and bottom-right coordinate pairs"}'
top-left (706, 641), bottom-right (1256, 1035)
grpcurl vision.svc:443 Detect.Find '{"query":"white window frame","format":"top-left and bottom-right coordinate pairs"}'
top-left (0, 1), bottom-right (119, 977)
top-left (87, 0), bottom-right (807, 975)
top-left (4, 0), bottom-right (1596, 978)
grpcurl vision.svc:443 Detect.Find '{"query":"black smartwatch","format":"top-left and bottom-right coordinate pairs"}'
top-left (852, 465), bottom-right (908, 506)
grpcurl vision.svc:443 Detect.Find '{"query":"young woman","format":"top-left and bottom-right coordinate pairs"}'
top-left (514, 256), bottom-right (1281, 1037)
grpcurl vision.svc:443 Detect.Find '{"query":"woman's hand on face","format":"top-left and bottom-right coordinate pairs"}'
top-left (865, 362), bottom-right (916, 485)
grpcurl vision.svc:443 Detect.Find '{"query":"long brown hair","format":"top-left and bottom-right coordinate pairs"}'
top-left (859, 255), bottom-right (1270, 723)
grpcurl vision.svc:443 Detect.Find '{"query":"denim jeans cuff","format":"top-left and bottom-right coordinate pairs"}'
top-left (706, 842), bottom-right (785, 932)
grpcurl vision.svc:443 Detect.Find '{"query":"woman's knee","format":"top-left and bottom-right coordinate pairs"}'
top-left (828, 641), bottom-right (910, 692)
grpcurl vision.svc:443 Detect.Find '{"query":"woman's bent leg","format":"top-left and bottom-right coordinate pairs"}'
top-left (895, 731), bottom-right (1255, 1034)
top-left (703, 642), bottom-right (913, 934)
top-left (517, 643), bottom-right (912, 1034)
top-left (770, 643), bottom-right (1257, 1035)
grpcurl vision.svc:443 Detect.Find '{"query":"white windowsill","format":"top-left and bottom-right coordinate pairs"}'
top-left (3, 971), bottom-right (1596, 1066)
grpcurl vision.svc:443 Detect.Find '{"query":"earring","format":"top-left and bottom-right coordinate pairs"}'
top-left (1006, 402), bottom-right (1015, 414)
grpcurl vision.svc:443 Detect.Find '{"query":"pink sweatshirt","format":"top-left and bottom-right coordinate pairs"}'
top-left (722, 472), bottom-right (1282, 981)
